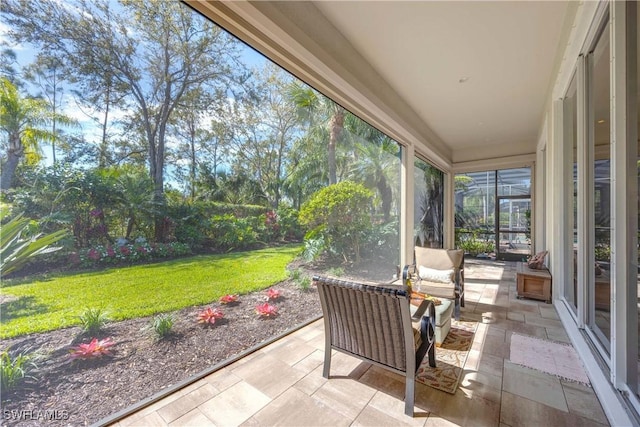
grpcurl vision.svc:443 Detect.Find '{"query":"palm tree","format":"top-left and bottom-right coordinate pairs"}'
top-left (287, 83), bottom-right (345, 185)
top-left (0, 78), bottom-right (74, 190)
top-left (349, 135), bottom-right (399, 222)
top-left (344, 117), bottom-right (400, 222)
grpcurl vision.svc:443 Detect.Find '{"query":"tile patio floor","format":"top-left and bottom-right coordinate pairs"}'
top-left (113, 260), bottom-right (610, 427)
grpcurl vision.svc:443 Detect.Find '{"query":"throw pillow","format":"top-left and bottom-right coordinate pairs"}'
top-left (527, 250), bottom-right (548, 269)
top-left (418, 266), bottom-right (454, 284)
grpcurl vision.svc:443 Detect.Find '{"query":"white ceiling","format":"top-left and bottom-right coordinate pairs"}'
top-left (312, 0), bottom-right (570, 155)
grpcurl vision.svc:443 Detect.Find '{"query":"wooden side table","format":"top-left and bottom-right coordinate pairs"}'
top-left (516, 262), bottom-right (552, 303)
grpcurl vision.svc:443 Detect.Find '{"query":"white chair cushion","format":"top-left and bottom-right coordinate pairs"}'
top-left (418, 266), bottom-right (454, 284)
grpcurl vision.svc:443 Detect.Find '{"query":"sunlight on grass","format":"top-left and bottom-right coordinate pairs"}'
top-left (0, 245), bottom-right (302, 338)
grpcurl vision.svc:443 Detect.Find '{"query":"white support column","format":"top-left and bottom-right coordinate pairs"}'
top-left (444, 171), bottom-right (455, 249)
top-left (610, 0), bottom-right (638, 390)
top-left (534, 124), bottom-right (546, 254)
top-left (400, 143), bottom-right (415, 268)
top-left (551, 98), bottom-right (571, 305)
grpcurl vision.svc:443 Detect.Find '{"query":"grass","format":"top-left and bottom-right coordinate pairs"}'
top-left (0, 244), bottom-right (302, 338)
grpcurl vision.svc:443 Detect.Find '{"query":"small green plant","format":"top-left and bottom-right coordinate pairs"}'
top-left (288, 268), bottom-right (302, 281)
top-left (297, 276), bottom-right (312, 291)
top-left (288, 267), bottom-right (312, 290)
top-left (0, 350), bottom-right (36, 391)
top-left (327, 267), bottom-right (344, 277)
top-left (151, 314), bottom-right (174, 339)
top-left (79, 308), bottom-right (109, 335)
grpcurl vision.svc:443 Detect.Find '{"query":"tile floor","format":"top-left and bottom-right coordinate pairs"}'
top-left (113, 260), bottom-right (610, 427)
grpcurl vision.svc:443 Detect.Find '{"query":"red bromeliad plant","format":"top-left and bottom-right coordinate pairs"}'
top-left (255, 302), bottom-right (278, 317)
top-left (219, 294), bottom-right (238, 304)
top-left (265, 288), bottom-right (281, 301)
top-left (197, 307), bottom-right (224, 325)
top-left (69, 338), bottom-right (115, 360)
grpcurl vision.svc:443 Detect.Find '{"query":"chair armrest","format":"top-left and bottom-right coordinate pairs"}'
top-left (402, 264), bottom-right (416, 281)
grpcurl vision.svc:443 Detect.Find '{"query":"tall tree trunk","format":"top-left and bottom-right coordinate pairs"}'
top-left (328, 107), bottom-right (344, 185)
top-left (0, 151), bottom-right (21, 190)
top-left (1, 134), bottom-right (23, 190)
top-left (377, 179), bottom-right (392, 222)
top-left (99, 85), bottom-right (111, 168)
top-left (189, 126), bottom-right (196, 200)
top-left (51, 83), bottom-right (57, 165)
top-left (152, 122), bottom-right (167, 243)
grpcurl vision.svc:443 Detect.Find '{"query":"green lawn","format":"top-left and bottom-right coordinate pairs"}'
top-left (0, 245), bottom-right (302, 338)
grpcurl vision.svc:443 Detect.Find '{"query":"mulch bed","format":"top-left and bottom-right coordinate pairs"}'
top-left (0, 257), bottom-right (394, 426)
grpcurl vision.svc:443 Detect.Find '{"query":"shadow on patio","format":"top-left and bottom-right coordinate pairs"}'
top-left (112, 260), bottom-right (609, 427)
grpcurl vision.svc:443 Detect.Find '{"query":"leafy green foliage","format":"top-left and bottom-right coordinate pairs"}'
top-left (78, 308), bottom-right (109, 335)
top-left (299, 181), bottom-right (373, 262)
top-left (287, 267), bottom-right (312, 290)
top-left (297, 276), bottom-right (311, 291)
top-left (210, 214), bottom-right (259, 250)
top-left (301, 233), bottom-right (325, 262)
top-left (326, 267), bottom-right (344, 277)
top-left (0, 212), bottom-right (67, 276)
top-left (456, 230), bottom-right (495, 256)
top-left (0, 245), bottom-right (301, 338)
top-left (0, 349), bottom-right (36, 391)
top-left (151, 314), bottom-right (174, 340)
top-left (0, 77), bottom-right (76, 190)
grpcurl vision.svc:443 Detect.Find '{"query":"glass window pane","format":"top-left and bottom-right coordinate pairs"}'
top-left (0, 0), bottom-right (404, 422)
top-left (497, 168), bottom-right (531, 196)
top-left (414, 157), bottom-right (444, 248)
top-left (589, 20), bottom-right (611, 349)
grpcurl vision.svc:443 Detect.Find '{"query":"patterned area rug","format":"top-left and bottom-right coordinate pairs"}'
top-left (509, 333), bottom-right (590, 385)
top-left (415, 320), bottom-right (477, 394)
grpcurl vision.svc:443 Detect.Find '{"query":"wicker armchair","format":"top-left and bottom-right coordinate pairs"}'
top-left (313, 275), bottom-right (436, 416)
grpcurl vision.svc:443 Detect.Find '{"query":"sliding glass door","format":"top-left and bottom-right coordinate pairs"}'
top-left (455, 168), bottom-right (531, 260)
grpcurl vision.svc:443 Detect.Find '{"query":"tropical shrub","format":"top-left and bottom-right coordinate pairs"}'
top-left (219, 294), bottom-right (238, 304)
top-left (361, 220), bottom-right (399, 258)
top-left (301, 233), bottom-right (325, 262)
top-left (265, 288), bottom-right (281, 300)
top-left (69, 338), bottom-right (115, 360)
top-left (0, 212), bottom-right (67, 276)
top-left (299, 181), bottom-right (374, 262)
top-left (255, 302), bottom-right (278, 317)
top-left (209, 214), bottom-right (259, 250)
top-left (456, 230), bottom-right (495, 256)
top-left (73, 242), bottom-right (191, 267)
top-left (196, 307), bottom-right (224, 326)
top-left (275, 206), bottom-right (303, 240)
